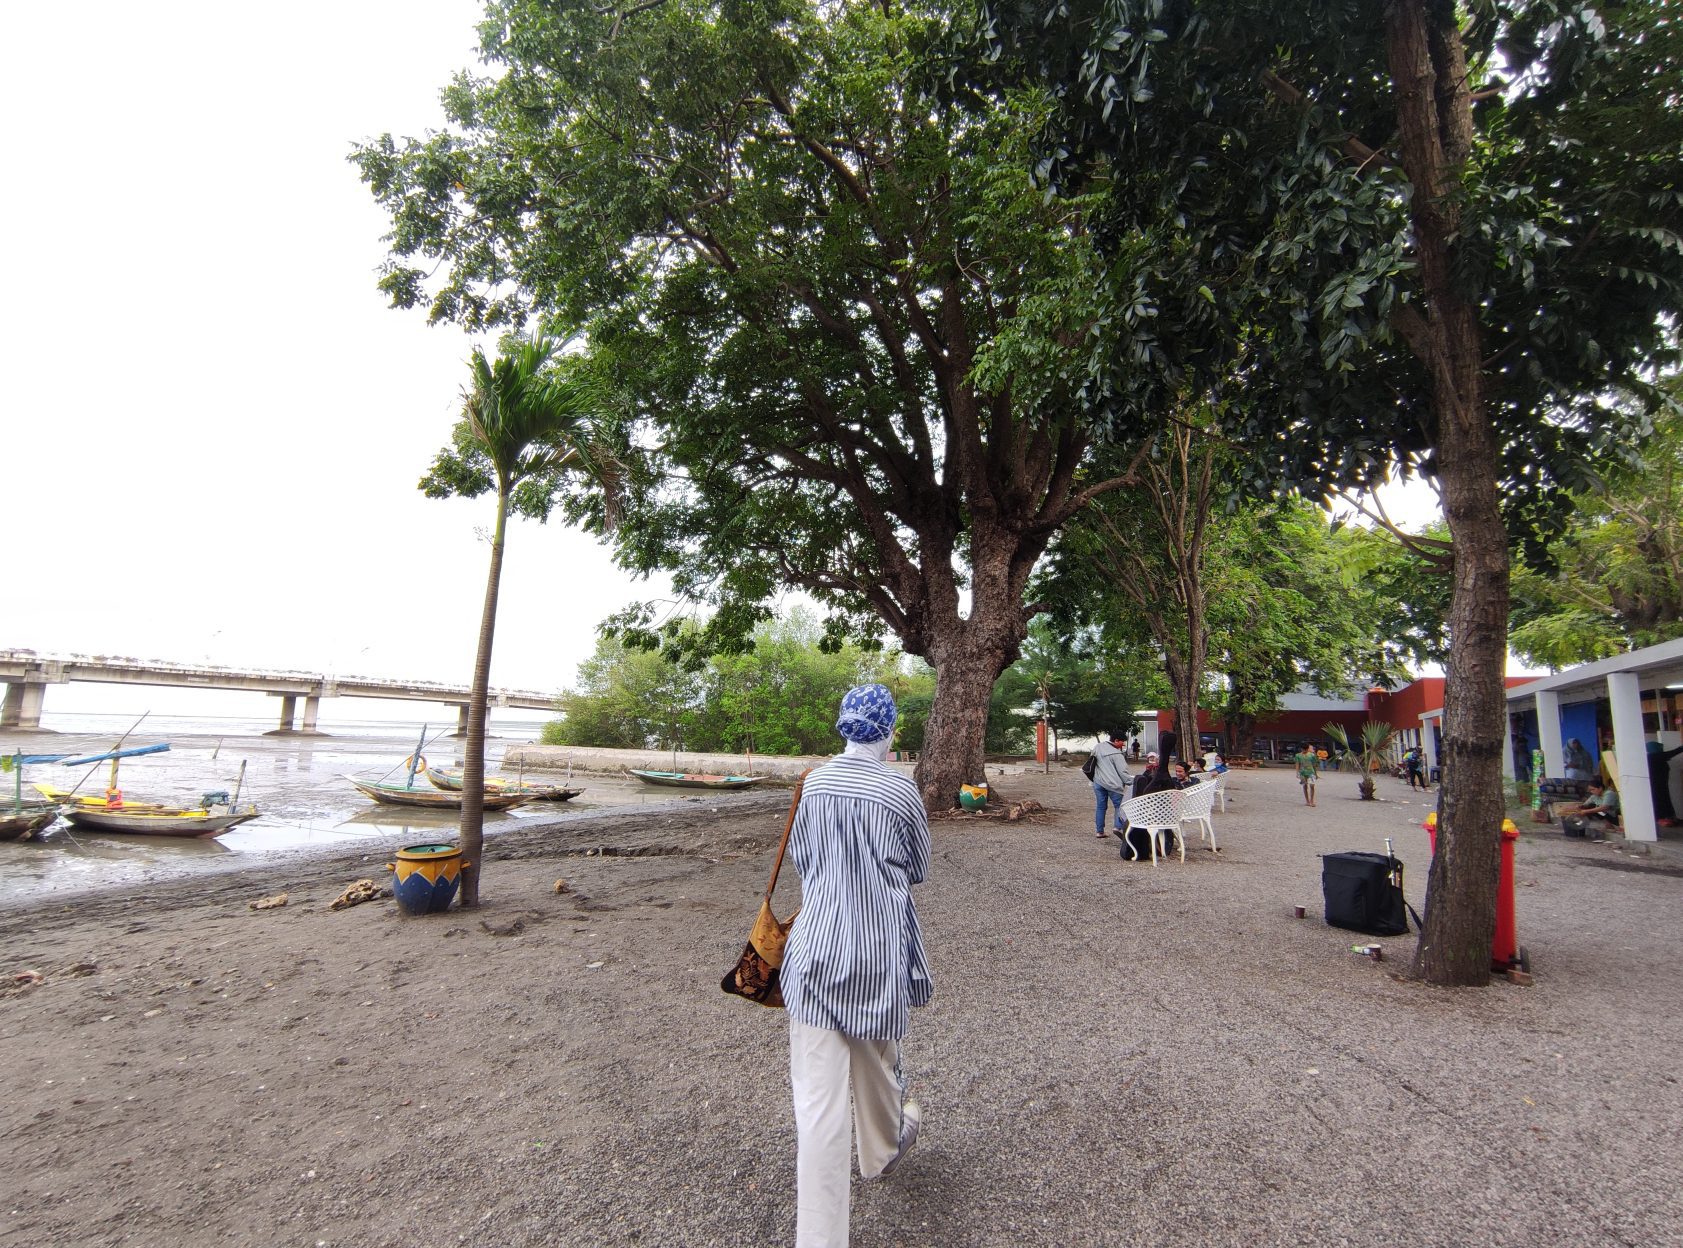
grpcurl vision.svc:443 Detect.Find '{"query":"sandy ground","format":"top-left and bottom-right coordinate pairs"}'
top-left (2, 763), bottom-right (1681, 1248)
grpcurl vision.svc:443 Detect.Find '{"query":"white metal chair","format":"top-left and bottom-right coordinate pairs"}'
top-left (1119, 789), bottom-right (1184, 864)
top-left (1179, 779), bottom-right (1219, 853)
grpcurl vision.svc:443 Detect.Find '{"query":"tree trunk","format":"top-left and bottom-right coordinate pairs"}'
top-left (1386, 0), bottom-right (1507, 986)
top-left (912, 534), bottom-right (1027, 810)
top-left (916, 638), bottom-right (1012, 809)
top-left (1163, 649), bottom-right (1201, 766)
top-left (1224, 712), bottom-right (1257, 762)
top-left (458, 484), bottom-right (510, 909)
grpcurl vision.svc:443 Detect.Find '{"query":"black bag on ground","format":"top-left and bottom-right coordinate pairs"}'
top-left (1119, 824), bottom-right (1178, 862)
top-left (1322, 851), bottom-right (1409, 936)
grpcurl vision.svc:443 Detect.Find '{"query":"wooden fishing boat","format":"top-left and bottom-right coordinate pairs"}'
top-left (626, 769), bottom-right (765, 790)
top-left (0, 801), bottom-right (61, 841)
top-left (425, 766), bottom-right (582, 802)
top-left (345, 776), bottom-right (534, 811)
top-left (60, 804), bottom-right (260, 838)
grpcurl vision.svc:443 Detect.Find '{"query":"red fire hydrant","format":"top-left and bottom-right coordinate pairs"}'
top-left (1492, 819), bottom-right (1523, 973)
top-left (1422, 813), bottom-right (1528, 974)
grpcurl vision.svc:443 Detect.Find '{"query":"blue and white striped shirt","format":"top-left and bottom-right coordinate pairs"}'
top-left (780, 754), bottom-right (932, 1041)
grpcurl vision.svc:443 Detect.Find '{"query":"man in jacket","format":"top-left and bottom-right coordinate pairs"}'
top-left (1090, 729), bottom-right (1132, 839)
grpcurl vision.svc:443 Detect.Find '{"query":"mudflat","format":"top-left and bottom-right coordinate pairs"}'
top-left (3, 765), bottom-right (1679, 1247)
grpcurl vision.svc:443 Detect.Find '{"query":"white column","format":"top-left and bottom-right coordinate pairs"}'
top-left (1607, 672), bottom-right (1655, 843)
top-left (1421, 714), bottom-right (1440, 774)
top-left (1501, 714), bottom-right (1516, 780)
top-left (1536, 689), bottom-right (1564, 780)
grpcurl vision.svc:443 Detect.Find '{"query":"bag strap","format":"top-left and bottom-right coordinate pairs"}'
top-left (1391, 856), bottom-right (1426, 932)
top-left (763, 769), bottom-right (811, 903)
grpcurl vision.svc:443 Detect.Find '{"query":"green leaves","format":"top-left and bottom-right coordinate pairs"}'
top-left (421, 335), bottom-right (624, 527)
top-left (980, 0), bottom-right (1683, 542)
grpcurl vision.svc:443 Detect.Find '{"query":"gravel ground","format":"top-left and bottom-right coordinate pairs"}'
top-left (1, 762), bottom-right (1679, 1247)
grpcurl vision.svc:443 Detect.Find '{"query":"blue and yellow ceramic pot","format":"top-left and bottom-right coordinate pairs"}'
top-left (386, 843), bottom-right (468, 915)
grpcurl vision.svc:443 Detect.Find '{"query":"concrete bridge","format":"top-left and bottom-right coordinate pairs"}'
top-left (0, 649), bottom-right (558, 735)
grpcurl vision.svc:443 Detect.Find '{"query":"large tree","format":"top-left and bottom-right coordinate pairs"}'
top-left (355, 0), bottom-right (1159, 811)
top-left (985, 0), bottom-right (1683, 984)
top-left (1061, 416), bottom-right (1218, 761)
top-left (422, 336), bottom-right (620, 907)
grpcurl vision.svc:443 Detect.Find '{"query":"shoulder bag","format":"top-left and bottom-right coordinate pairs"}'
top-left (721, 770), bottom-right (809, 1008)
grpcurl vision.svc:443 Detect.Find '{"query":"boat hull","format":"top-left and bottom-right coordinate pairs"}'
top-left (0, 803), bottom-right (61, 841)
top-left (346, 777), bottom-right (533, 811)
top-left (425, 767), bottom-right (581, 801)
top-left (626, 769), bottom-right (765, 790)
top-left (61, 807), bottom-right (260, 837)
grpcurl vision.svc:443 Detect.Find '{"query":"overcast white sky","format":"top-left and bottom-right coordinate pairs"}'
top-left (0, 1), bottom-right (671, 700)
top-left (0, 3), bottom-right (1443, 710)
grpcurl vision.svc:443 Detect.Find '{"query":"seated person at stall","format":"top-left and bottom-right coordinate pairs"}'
top-left (1556, 780), bottom-right (1621, 838)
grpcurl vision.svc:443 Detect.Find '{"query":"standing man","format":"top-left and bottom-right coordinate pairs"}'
top-left (1090, 728), bottom-right (1132, 839)
top-left (1294, 743), bottom-right (1320, 807)
top-left (782, 683), bottom-right (931, 1248)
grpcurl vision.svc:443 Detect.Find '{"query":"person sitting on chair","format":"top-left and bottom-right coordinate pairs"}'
top-left (1557, 780), bottom-right (1621, 838)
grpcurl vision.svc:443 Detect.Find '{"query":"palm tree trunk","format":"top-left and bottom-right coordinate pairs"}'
top-left (458, 483), bottom-right (510, 908)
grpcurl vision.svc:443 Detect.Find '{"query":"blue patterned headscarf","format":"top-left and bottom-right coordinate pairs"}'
top-left (836, 683), bottom-right (898, 744)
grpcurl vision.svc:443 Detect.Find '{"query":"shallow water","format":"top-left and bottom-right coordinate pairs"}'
top-left (0, 721), bottom-right (685, 903)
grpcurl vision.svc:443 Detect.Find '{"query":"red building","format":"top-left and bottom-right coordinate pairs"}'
top-left (1158, 677), bottom-right (1534, 763)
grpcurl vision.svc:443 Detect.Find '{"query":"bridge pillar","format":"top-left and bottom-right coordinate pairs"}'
top-left (454, 704), bottom-right (471, 737)
top-left (301, 696), bottom-right (321, 735)
top-left (272, 694), bottom-right (298, 734)
top-left (1, 681), bottom-right (47, 730)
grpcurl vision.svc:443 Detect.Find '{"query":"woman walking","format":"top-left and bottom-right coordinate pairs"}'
top-left (781, 683), bottom-right (931, 1248)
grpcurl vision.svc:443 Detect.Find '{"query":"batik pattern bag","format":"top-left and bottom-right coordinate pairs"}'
top-left (721, 771), bottom-right (808, 1008)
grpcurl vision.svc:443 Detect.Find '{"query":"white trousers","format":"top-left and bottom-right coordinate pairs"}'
top-left (788, 1018), bottom-right (906, 1248)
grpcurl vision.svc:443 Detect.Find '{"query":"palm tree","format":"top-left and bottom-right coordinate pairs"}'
top-left (423, 336), bottom-right (622, 907)
top-left (1324, 720), bottom-right (1401, 801)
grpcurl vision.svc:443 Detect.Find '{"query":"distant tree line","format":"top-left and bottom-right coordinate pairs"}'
top-left (541, 610), bottom-right (1151, 759)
